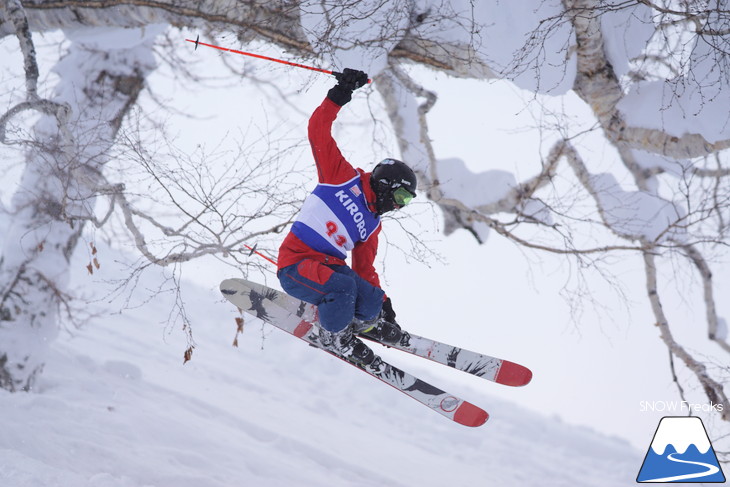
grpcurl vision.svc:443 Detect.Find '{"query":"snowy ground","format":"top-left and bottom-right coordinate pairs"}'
top-left (0, 245), bottom-right (654, 487)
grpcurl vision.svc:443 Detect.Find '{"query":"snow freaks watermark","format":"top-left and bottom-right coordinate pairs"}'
top-left (636, 416), bottom-right (725, 483)
top-left (639, 400), bottom-right (724, 414)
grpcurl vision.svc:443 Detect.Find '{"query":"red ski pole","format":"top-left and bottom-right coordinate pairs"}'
top-left (186, 35), bottom-right (371, 83)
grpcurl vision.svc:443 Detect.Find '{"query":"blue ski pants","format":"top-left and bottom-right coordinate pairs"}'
top-left (277, 259), bottom-right (384, 333)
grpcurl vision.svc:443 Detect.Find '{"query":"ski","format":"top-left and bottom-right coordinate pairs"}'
top-left (226, 278), bottom-right (532, 387)
top-left (220, 278), bottom-right (488, 427)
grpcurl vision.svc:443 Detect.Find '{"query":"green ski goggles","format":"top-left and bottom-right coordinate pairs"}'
top-left (393, 186), bottom-right (415, 206)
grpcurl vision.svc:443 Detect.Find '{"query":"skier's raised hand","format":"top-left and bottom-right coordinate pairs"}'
top-left (335, 68), bottom-right (368, 90)
top-left (328, 68), bottom-right (369, 106)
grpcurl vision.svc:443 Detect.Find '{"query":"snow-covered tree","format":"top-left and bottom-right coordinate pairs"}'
top-left (0, 1), bottom-right (301, 390)
top-left (1, 1), bottom-right (728, 437)
top-left (0, 2), bottom-right (161, 390)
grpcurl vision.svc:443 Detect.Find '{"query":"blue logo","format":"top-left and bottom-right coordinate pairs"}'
top-left (637, 416), bottom-right (725, 483)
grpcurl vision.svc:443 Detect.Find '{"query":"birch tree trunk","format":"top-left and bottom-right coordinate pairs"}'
top-left (0, 25), bottom-right (161, 391)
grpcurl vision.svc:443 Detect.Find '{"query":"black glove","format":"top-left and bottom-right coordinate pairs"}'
top-left (327, 68), bottom-right (368, 106)
top-left (381, 297), bottom-right (397, 324)
top-left (334, 68), bottom-right (368, 90)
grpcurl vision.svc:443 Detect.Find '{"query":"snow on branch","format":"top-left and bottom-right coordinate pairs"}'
top-left (559, 0), bottom-right (730, 419)
top-left (0, 0), bottom-right (72, 147)
top-left (377, 65), bottom-right (648, 253)
top-left (562, 140), bottom-right (687, 243)
top-left (565, 0), bottom-right (730, 158)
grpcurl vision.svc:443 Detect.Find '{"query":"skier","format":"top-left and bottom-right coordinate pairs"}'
top-left (277, 68), bottom-right (418, 367)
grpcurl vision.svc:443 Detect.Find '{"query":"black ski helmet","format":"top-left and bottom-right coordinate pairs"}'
top-left (370, 158), bottom-right (417, 215)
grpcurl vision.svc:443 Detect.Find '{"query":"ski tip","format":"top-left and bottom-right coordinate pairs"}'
top-left (495, 360), bottom-right (533, 387)
top-left (453, 402), bottom-right (489, 427)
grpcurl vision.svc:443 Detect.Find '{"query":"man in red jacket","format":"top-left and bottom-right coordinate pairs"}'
top-left (277, 68), bottom-right (418, 367)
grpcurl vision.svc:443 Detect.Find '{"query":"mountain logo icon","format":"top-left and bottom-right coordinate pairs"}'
top-left (637, 416), bottom-right (726, 483)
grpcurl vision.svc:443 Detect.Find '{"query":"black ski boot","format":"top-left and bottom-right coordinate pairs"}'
top-left (320, 324), bottom-right (375, 366)
top-left (358, 315), bottom-right (403, 345)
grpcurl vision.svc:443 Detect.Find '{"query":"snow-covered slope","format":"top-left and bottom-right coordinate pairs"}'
top-left (0, 247), bottom-right (645, 487)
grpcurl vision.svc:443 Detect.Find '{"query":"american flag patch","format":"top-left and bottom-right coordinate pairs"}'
top-left (350, 185), bottom-right (361, 197)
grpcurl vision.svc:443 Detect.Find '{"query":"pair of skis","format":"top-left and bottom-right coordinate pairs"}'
top-left (220, 278), bottom-right (532, 427)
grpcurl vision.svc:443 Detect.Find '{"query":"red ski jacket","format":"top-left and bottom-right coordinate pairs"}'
top-left (277, 97), bottom-right (383, 289)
